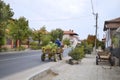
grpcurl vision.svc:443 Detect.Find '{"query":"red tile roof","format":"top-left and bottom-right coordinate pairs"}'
top-left (64, 30), bottom-right (78, 35)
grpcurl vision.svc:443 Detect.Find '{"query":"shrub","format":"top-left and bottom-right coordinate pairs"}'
top-left (41, 35), bottom-right (51, 46)
top-left (30, 41), bottom-right (41, 50)
top-left (68, 46), bottom-right (85, 60)
top-left (15, 46), bottom-right (25, 51)
top-left (0, 47), bottom-right (8, 52)
top-left (30, 46), bottom-right (41, 50)
top-left (30, 42), bottom-right (38, 46)
top-left (2, 47), bottom-right (8, 51)
top-left (84, 44), bottom-right (92, 54)
top-left (62, 38), bottom-right (70, 46)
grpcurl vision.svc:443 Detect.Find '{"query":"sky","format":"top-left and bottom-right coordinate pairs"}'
top-left (3, 0), bottom-right (120, 40)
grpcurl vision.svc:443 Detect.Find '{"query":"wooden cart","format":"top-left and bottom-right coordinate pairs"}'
top-left (96, 50), bottom-right (114, 66)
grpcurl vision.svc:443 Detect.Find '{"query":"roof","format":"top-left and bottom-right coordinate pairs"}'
top-left (104, 17), bottom-right (120, 31)
top-left (64, 30), bottom-right (78, 35)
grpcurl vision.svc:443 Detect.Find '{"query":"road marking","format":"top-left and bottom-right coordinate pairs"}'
top-left (0, 54), bottom-right (40, 62)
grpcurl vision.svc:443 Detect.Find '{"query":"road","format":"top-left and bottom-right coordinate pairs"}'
top-left (0, 48), bottom-right (71, 79)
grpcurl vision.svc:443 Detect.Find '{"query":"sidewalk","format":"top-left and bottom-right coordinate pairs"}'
top-left (52, 54), bottom-right (120, 80)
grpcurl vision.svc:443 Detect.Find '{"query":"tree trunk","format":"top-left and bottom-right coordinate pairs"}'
top-left (19, 39), bottom-right (21, 47)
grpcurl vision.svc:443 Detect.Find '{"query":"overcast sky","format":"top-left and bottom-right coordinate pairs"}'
top-left (4, 0), bottom-right (120, 40)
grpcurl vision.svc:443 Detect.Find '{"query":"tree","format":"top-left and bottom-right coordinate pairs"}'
top-left (50, 28), bottom-right (63, 42)
top-left (41, 34), bottom-right (52, 46)
top-left (87, 35), bottom-right (95, 47)
top-left (40, 26), bottom-right (47, 35)
top-left (32, 26), bottom-right (47, 46)
top-left (8, 17), bottom-right (30, 47)
top-left (0, 0), bottom-right (14, 48)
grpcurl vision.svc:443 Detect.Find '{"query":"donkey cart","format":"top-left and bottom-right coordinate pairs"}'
top-left (41, 44), bottom-right (63, 62)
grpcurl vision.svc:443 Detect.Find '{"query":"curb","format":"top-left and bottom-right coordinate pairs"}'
top-left (0, 50), bottom-right (41, 55)
top-left (29, 67), bottom-right (51, 80)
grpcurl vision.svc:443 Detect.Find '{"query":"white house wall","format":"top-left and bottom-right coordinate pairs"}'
top-left (62, 34), bottom-right (79, 48)
top-left (105, 29), bottom-right (111, 48)
top-left (71, 37), bottom-right (78, 48)
top-left (62, 35), bottom-right (70, 40)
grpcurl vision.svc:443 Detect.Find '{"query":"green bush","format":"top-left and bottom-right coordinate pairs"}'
top-left (29, 41), bottom-right (41, 50)
top-left (41, 35), bottom-right (51, 46)
top-left (84, 44), bottom-right (92, 54)
top-left (2, 47), bottom-right (8, 51)
top-left (62, 38), bottom-right (70, 46)
top-left (0, 47), bottom-right (8, 52)
top-left (0, 37), bottom-right (5, 48)
top-left (30, 42), bottom-right (38, 46)
top-left (68, 46), bottom-right (85, 60)
top-left (30, 46), bottom-right (41, 50)
top-left (15, 46), bottom-right (25, 51)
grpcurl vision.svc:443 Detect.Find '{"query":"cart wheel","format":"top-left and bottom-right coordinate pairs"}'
top-left (109, 56), bottom-right (115, 66)
top-left (96, 56), bottom-right (98, 65)
top-left (59, 53), bottom-right (62, 60)
top-left (48, 54), bottom-right (52, 60)
top-left (41, 54), bottom-right (45, 61)
top-left (54, 54), bottom-right (58, 62)
top-left (48, 57), bottom-right (51, 60)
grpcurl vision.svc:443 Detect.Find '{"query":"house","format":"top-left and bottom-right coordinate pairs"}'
top-left (104, 17), bottom-right (120, 48)
top-left (104, 17), bottom-right (120, 66)
top-left (62, 29), bottom-right (79, 48)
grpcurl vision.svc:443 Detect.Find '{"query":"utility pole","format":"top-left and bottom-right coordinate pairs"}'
top-left (94, 13), bottom-right (98, 53)
top-left (91, 0), bottom-right (98, 53)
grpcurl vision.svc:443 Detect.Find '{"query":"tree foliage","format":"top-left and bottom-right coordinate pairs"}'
top-left (8, 17), bottom-right (29, 47)
top-left (41, 34), bottom-right (52, 46)
top-left (50, 28), bottom-right (63, 42)
top-left (87, 35), bottom-right (95, 46)
top-left (32, 26), bottom-right (47, 46)
top-left (0, 0), bottom-right (14, 47)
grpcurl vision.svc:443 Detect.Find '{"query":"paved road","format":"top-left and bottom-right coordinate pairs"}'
top-left (0, 48), bottom-right (71, 79)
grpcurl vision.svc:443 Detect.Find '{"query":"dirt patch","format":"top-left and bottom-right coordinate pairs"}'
top-left (39, 71), bottom-right (58, 80)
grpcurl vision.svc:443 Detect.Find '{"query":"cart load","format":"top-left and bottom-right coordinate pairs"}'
top-left (41, 42), bottom-right (63, 62)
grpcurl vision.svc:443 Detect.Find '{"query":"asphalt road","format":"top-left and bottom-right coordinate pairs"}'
top-left (0, 48), bottom-right (70, 79)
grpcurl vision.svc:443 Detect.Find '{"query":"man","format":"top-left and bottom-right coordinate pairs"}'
top-left (55, 38), bottom-right (61, 47)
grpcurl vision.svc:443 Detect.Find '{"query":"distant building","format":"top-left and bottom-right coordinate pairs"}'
top-left (63, 29), bottom-right (80, 48)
